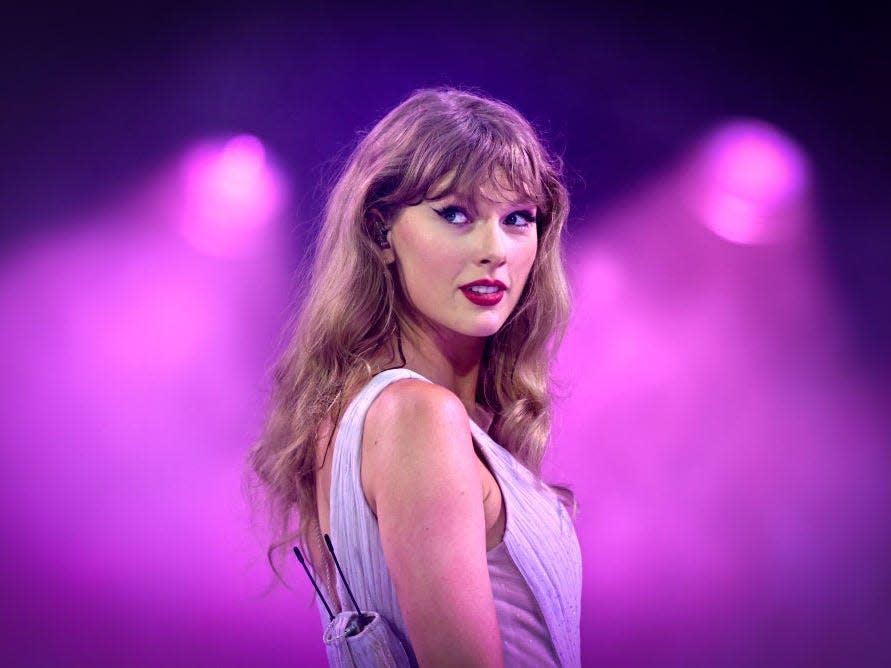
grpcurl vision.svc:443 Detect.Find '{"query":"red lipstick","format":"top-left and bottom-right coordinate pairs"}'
top-left (459, 279), bottom-right (507, 307)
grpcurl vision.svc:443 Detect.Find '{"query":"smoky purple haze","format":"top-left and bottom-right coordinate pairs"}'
top-left (0, 120), bottom-right (888, 668)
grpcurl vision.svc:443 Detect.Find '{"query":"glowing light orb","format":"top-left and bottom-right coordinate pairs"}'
top-left (695, 120), bottom-right (809, 245)
top-left (178, 134), bottom-right (286, 258)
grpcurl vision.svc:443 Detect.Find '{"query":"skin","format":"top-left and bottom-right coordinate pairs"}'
top-left (315, 175), bottom-right (538, 667)
top-left (379, 180), bottom-right (538, 416)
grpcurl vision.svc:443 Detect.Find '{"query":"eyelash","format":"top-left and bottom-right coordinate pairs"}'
top-left (505, 211), bottom-right (537, 227)
top-left (434, 206), bottom-right (468, 225)
top-left (434, 206), bottom-right (536, 227)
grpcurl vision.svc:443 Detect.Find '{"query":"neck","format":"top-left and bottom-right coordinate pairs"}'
top-left (396, 320), bottom-right (486, 417)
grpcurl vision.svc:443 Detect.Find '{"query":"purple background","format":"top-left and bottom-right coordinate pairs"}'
top-left (1, 3), bottom-right (889, 667)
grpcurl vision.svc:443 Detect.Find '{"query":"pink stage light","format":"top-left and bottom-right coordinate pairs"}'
top-left (547, 149), bottom-right (890, 665)
top-left (0, 168), bottom-right (302, 665)
top-left (694, 120), bottom-right (809, 245)
top-left (178, 134), bottom-right (286, 258)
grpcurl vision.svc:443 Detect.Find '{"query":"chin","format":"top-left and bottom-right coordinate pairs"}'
top-left (461, 315), bottom-right (507, 338)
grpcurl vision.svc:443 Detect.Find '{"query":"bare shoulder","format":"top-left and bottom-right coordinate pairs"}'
top-left (367, 378), bottom-right (469, 436)
top-left (361, 379), bottom-right (474, 512)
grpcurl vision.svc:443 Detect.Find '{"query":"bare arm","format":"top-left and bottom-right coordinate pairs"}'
top-left (362, 380), bottom-right (504, 668)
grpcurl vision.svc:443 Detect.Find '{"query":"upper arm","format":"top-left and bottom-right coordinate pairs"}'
top-left (362, 380), bottom-right (503, 668)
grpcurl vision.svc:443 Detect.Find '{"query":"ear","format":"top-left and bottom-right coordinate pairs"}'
top-left (381, 241), bottom-right (396, 265)
top-left (368, 207), bottom-right (396, 264)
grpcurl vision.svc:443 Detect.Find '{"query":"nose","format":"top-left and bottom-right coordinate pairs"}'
top-left (477, 220), bottom-right (507, 266)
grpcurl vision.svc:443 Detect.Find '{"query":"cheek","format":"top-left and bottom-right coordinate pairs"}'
top-left (393, 230), bottom-right (457, 298)
top-left (509, 244), bottom-right (538, 301)
top-left (399, 229), bottom-right (461, 275)
top-left (515, 239), bottom-right (538, 278)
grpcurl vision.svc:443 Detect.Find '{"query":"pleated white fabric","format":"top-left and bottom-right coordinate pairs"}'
top-left (319, 368), bottom-right (582, 667)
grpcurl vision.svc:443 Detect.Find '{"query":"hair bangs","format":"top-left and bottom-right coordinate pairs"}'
top-left (449, 140), bottom-right (544, 207)
top-left (395, 123), bottom-right (545, 210)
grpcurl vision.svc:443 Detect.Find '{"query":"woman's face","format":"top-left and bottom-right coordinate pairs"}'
top-left (382, 177), bottom-right (539, 343)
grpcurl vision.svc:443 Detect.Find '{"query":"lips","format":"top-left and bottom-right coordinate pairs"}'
top-left (459, 279), bottom-right (507, 306)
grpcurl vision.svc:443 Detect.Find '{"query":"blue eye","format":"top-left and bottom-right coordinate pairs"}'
top-left (434, 206), bottom-right (469, 225)
top-left (504, 210), bottom-right (536, 227)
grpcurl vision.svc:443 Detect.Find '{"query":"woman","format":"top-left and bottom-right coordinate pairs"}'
top-left (249, 87), bottom-right (581, 667)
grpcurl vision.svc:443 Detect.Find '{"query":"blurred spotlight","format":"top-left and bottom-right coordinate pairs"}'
top-left (693, 120), bottom-right (809, 245)
top-left (0, 132), bottom-right (302, 666)
top-left (549, 130), bottom-right (890, 666)
top-left (178, 134), bottom-right (286, 258)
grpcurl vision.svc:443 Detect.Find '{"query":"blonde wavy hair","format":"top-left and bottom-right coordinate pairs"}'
top-left (248, 86), bottom-right (572, 585)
